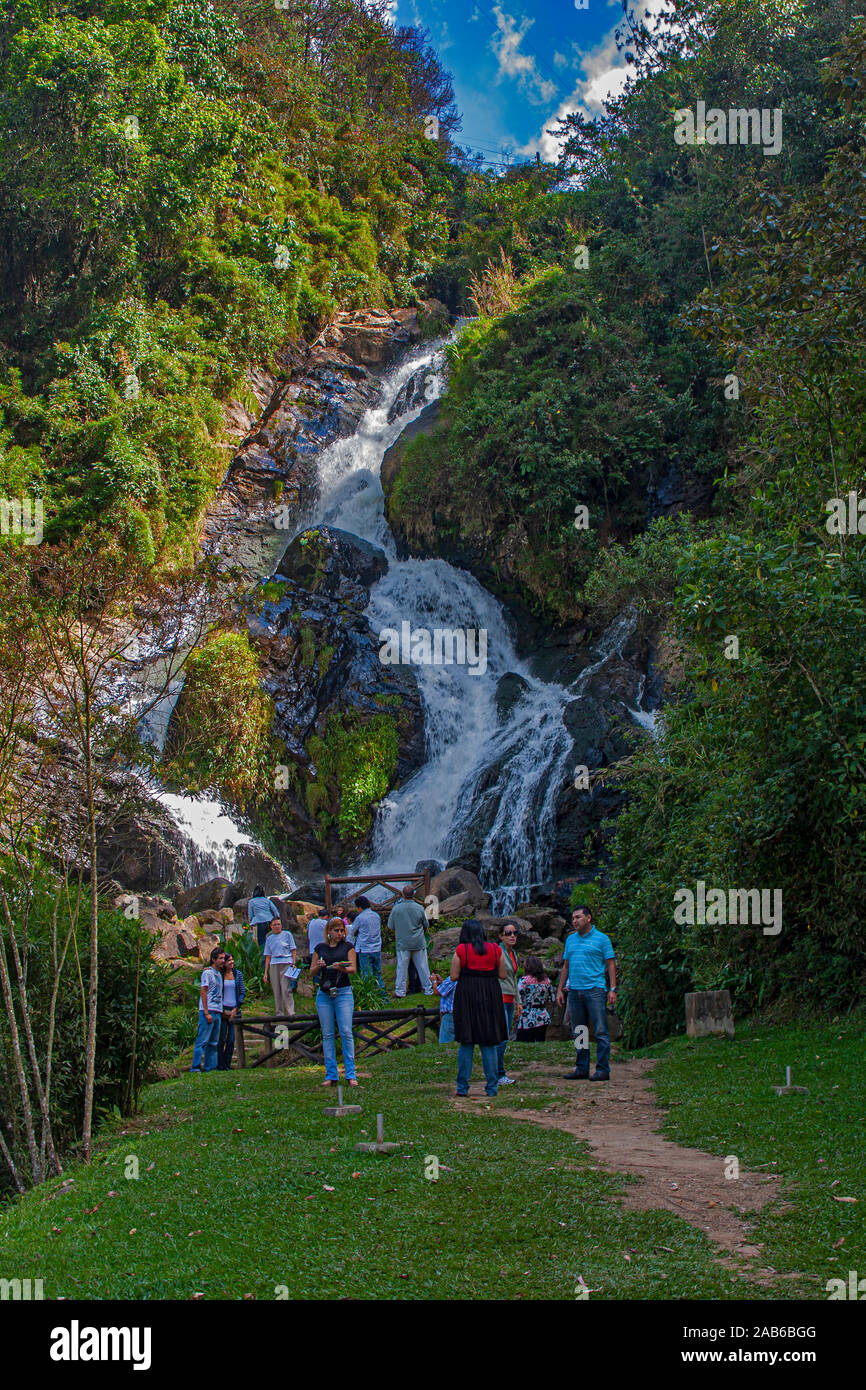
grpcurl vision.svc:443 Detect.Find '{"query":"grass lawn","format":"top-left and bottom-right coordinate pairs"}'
top-left (641, 1011), bottom-right (865, 1291)
top-left (3, 1010), bottom-right (856, 1299)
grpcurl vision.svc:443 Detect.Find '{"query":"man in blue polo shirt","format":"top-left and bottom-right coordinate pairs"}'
top-left (556, 906), bottom-right (617, 1081)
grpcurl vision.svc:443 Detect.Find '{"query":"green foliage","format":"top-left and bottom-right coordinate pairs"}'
top-left (163, 629), bottom-right (278, 806)
top-left (0, 0), bottom-right (458, 553)
top-left (391, 268), bottom-right (725, 621)
top-left (0, 857), bottom-right (174, 1198)
top-left (305, 710), bottom-right (398, 840)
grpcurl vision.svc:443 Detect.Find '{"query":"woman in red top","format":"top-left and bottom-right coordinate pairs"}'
top-left (450, 919), bottom-right (507, 1097)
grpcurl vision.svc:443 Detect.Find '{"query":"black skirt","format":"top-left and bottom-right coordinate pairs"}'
top-left (453, 966), bottom-right (508, 1047)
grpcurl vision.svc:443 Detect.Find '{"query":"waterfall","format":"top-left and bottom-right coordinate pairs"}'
top-left (299, 335), bottom-right (577, 911)
top-left (155, 790), bottom-right (261, 884)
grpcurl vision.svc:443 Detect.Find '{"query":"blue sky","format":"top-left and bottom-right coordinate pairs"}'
top-left (387, 1), bottom-right (640, 162)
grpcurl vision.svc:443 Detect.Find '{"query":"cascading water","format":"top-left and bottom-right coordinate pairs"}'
top-left (297, 336), bottom-right (581, 911)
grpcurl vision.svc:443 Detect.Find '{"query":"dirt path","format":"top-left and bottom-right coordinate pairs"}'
top-left (456, 1057), bottom-right (784, 1275)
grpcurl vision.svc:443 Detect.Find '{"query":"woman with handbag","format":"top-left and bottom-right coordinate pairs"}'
top-left (310, 917), bottom-right (359, 1087)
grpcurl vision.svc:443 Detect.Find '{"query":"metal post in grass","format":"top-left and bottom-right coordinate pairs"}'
top-left (356, 1111), bottom-right (400, 1154)
top-left (324, 1081), bottom-right (362, 1117)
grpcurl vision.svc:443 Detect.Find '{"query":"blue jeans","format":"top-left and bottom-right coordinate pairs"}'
top-left (456, 1043), bottom-right (499, 1096)
top-left (438, 1012), bottom-right (455, 1044)
top-left (316, 987), bottom-right (356, 1081)
top-left (568, 987), bottom-right (610, 1076)
top-left (192, 1010), bottom-right (222, 1071)
top-left (496, 1001), bottom-right (514, 1077)
top-left (358, 951), bottom-right (387, 999)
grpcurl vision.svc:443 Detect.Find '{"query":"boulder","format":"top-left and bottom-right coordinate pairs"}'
top-left (415, 859), bottom-right (444, 878)
top-left (198, 908), bottom-right (234, 928)
top-left (430, 926), bottom-right (462, 960)
top-left (290, 882), bottom-right (327, 905)
top-left (443, 852), bottom-right (482, 877)
top-left (197, 932), bottom-right (220, 963)
top-left (514, 904), bottom-right (567, 939)
top-left (276, 526), bottom-right (388, 609)
top-left (429, 868), bottom-right (490, 911)
top-left (495, 672), bottom-right (530, 723)
top-left (182, 914), bottom-right (202, 936)
top-left (174, 879), bottom-right (241, 919)
top-left (285, 899), bottom-right (324, 927)
top-left (478, 915), bottom-right (544, 953)
top-left (152, 922), bottom-right (198, 961)
top-left (436, 890), bottom-right (472, 917)
top-left (234, 843), bottom-right (293, 896)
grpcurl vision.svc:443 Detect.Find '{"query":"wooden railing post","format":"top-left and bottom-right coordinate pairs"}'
top-left (416, 1006), bottom-right (426, 1044)
top-left (236, 1021), bottom-right (246, 1068)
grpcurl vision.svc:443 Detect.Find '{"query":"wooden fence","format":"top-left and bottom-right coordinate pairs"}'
top-left (324, 871), bottom-right (430, 914)
top-left (235, 1005), bottom-right (441, 1068)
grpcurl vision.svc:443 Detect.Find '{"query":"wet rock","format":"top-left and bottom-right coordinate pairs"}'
top-left (415, 859), bottom-right (444, 877)
top-left (443, 853), bottom-right (482, 877)
top-left (324, 307), bottom-right (422, 371)
top-left (495, 671), bottom-right (530, 723)
top-left (234, 843), bottom-right (293, 896)
top-left (387, 365), bottom-right (438, 423)
top-left (276, 526), bottom-right (388, 606)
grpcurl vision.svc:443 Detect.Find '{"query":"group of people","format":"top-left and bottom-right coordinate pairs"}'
top-left (192, 882), bottom-right (618, 1092)
top-left (439, 905), bottom-right (617, 1097)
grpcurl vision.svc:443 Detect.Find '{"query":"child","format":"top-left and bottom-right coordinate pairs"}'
top-left (430, 969), bottom-right (457, 1044)
top-left (262, 917), bottom-right (297, 1017)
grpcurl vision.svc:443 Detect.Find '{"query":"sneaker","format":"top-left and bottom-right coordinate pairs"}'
top-left (590, 1072), bottom-right (610, 1082)
top-left (563, 1070), bottom-right (590, 1080)
top-left (498, 1076), bottom-right (516, 1085)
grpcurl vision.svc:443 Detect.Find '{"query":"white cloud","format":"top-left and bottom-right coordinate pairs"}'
top-left (490, 5), bottom-right (557, 106)
top-left (519, 1), bottom-right (673, 161)
top-left (553, 51), bottom-right (568, 69)
top-left (469, 5), bottom-right (482, 19)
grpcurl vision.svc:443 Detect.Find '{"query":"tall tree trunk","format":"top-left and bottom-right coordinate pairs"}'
top-left (0, 886), bottom-right (62, 1176)
top-left (0, 922), bottom-right (41, 1184)
top-left (81, 701), bottom-right (99, 1163)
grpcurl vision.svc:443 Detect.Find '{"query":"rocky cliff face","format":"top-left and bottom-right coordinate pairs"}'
top-left (242, 525), bottom-right (425, 874)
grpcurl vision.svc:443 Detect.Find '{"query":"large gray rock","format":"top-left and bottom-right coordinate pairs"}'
top-left (430, 927), bottom-right (462, 960)
top-left (514, 904), bottom-right (567, 939)
top-left (276, 526), bottom-right (388, 606)
top-left (429, 868), bottom-right (490, 911)
top-left (234, 843), bottom-right (292, 896)
top-left (437, 890), bottom-right (472, 917)
top-left (174, 879), bottom-right (242, 919)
